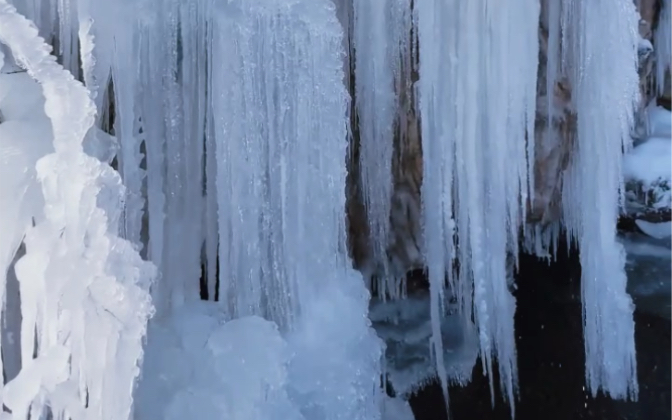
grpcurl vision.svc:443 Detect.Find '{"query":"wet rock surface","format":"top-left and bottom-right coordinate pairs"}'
top-left (408, 246), bottom-right (671, 420)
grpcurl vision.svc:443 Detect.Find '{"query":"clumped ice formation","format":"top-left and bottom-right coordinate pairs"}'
top-left (0, 2), bottom-right (154, 420)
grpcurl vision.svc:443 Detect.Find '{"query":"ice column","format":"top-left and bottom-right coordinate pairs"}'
top-left (212, 0), bottom-right (354, 326)
top-left (212, 1), bottom-right (384, 417)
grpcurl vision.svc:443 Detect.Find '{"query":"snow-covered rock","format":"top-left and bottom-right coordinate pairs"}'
top-left (623, 102), bottom-right (671, 219)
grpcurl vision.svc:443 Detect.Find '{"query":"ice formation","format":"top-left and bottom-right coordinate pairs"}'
top-left (0, 0), bottom-right (657, 418)
top-left (352, 0), bottom-right (412, 295)
top-left (559, 0), bottom-right (641, 400)
top-left (2, 0), bottom-right (387, 418)
top-left (0, 2), bottom-right (154, 419)
top-left (415, 0), bottom-right (539, 415)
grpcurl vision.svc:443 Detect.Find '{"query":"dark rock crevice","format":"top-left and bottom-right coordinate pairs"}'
top-left (407, 243), bottom-right (671, 420)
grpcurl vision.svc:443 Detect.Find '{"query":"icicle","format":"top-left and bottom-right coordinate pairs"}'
top-left (415, 0), bottom-right (456, 411)
top-left (111, 3), bottom-right (145, 248)
top-left (176, 0), bottom-right (206, 305)
top-left (137, 3), bottom-right (167, 313)
top-left (560, 0), bottom-right (640, 400)
top-left (76, 0), bottom-right (94, 92)
top-left (416, 0), bottom-right (539, 416)
top-left (655, 0), bottom-right (671, 95)
top-left (353, 0), bottom-right (396, 294)
top-left (203, 4), bottom-right (218, 301)
top-left (56, 0), bottom-right (78, 75)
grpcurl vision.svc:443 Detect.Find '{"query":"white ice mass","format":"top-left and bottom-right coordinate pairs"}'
top-left (0, 0), bottom-right (665, 419)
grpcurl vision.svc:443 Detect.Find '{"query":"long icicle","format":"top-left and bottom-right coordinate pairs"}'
top-left (353, 0), bottom-right (396, 294)
top-left (560, 0), bottom-right (640, 400)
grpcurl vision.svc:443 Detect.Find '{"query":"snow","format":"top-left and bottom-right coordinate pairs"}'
top-left (623, 103), bottom-right (671, 212)
top-left (624, 137), bottom-right (671, 184)
top-left (634, 220), bottom-right (671, 238)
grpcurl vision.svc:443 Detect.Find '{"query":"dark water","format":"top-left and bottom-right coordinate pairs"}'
top-left (409, 246), bottom-right (671, 420)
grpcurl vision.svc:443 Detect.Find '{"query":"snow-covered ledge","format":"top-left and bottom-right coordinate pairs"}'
top-left (622, 101), bottom-right (672, 230)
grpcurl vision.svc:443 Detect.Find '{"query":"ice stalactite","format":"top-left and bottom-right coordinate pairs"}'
top-left (559, 0), bottom-right (640, 400)
top-left (415, 0), bottom-right (458, 410)
top-left (136, 4), bottom-right (167, 311)
top-left (416, 0), bottom-right (539, 415)
top-left (0, 2), bottom-right (154, 419)
top-left (655, 0), bottom-right (671, 95)
top-left (111, 4), bottom-right (145, 248)
top-left (353, 0), bottom-right (401, 295)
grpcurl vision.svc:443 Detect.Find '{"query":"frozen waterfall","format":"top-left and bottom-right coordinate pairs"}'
top-left (0, 0), bottom-right (658, 418)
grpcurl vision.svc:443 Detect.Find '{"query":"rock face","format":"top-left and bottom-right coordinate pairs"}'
top-left (345, 0), bottom-right (671, 282)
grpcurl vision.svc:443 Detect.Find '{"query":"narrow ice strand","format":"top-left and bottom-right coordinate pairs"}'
top-left (56, 0), bottom-right (78, 76)
top-left (176, 0), bottom-right (206, 305)
top-left (655, 0), bottom-right (671, 95)
top-left (353, 0), bottom-right (396, 293)
top-left (76, 0), bottom-right (95, 93)
top-left (137, 7), bottom-right (167, 311)
top-left (112, 10), bottom-right (145, 247)
top-left (415, 0), bottom-right (456, 411)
